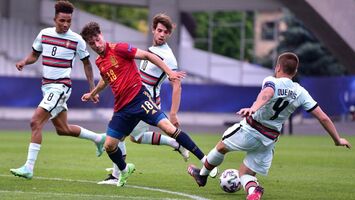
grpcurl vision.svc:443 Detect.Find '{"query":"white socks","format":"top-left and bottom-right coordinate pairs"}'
top-left (112, 141), bottom-right (127, 178)
top-left (240, 174), bottom-right (259, 193)
top-left (200, 148), bottom-right (224, 176)
top-left (78, 127), bottom-right (102, 143)
top-left (25, 143), bottom-right (41, 171)
top-left (141, 132), bottom-right (179, 149)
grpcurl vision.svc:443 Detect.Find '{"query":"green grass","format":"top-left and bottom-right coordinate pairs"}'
top-left (0, 131), bottom-right (354, 200)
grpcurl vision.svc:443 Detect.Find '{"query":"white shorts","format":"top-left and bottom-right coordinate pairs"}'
top-left (222, 122), bottom-right (275, 176)
top-left (39, 83), bottom-right (71, 119)
top-left (130, 120), bottom-right (150, 140)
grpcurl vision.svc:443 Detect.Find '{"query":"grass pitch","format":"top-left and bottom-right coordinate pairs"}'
top-left (0, 131), bottom-right (354, 200)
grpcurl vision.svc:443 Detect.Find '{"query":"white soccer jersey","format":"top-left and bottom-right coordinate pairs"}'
top-left (251, 76), bottom-right (318, 132)
top-left (32, 27), bottom-right (89, 83)
top-left (139, 43), bottom-right (177, 105)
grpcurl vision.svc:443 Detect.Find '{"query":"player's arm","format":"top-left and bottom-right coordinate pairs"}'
top-left (81, 78), bottom-right (108, 103)
top-left (169, 77), bottom-right (182, 127)
top-left (310, 106), bottom-right (351, 149)
top-left (134, 49), bottom-right (186, 80)
top-left (238, 87), bottom-right (274, 117)
top-left (81, 57), bottom-right (96, 91)
top-left (15, 50), bottom-right (41, 71)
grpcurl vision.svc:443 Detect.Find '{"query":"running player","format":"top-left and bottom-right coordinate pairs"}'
top-left (80, 21), bottom-right (215, 187)
top-left (10, 0), bottom-right (105, 180)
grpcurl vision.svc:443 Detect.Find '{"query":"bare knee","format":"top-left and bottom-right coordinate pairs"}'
top-left (105, 142), bottom-right (117, 152)
top-left (216, 141), bottom-right (229, 154)
top-left (55, 127), bottom-right (70, 136)
top-left (30, 119), bottom-right (42, 132)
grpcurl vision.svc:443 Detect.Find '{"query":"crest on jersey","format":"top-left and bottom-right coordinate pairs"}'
top-left (65, 40), bottom-right (71, 48)
top-left (110, 56), bottom-right (119, 68)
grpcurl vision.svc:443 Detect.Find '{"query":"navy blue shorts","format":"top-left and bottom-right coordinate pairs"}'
top-left (107, 86), bottom-right (167, 140)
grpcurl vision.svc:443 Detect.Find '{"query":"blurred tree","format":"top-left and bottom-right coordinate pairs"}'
top-left (259, 12), bottom-right (347, 76)
top-left (192, 11), bottom-right (254, 62)
top-left (72, 1), bottom-right (149, 33)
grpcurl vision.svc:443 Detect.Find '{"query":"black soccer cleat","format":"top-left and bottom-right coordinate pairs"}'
top-left (187, 164), bottom-right (208, 187)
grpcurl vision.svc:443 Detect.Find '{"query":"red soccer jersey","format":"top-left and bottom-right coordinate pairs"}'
top-left (96, 42), bottom-right (142, 112)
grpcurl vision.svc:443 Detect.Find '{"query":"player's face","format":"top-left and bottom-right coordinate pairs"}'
top-left (152, 23), bottom-right (171, 46)
top-left (87, 34), bottom-right (106, 55)
top-left (54, 13), bottom-right (72, 34)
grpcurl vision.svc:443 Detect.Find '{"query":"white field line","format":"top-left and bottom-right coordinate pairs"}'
top-left (0, 174), bottom-right (209, 200)
top-left (0, 190), bottom-right (179, 200)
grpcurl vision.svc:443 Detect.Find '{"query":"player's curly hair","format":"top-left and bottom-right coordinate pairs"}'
top-left (152, 13), bottom-right (175, 33)
top-left (80, 22), bottom-right (101, 42)
top-left (55, 0), bottom-right (74, 15)
top-left (277, 52), bottom-right (299, 75)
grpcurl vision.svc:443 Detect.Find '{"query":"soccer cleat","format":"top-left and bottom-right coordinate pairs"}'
top-left (187, 164), bottom-right (207, 187)
top-left (175, 144), bottom-right (190, 162)
top-left (10, 165), bottom-right (33, 180)
top-left (117, 163), bottom-right (135, 187)
top-left (96, 134), bottom-right (106, 157)
top-left (209, 167), bottom-right (219, 178)
top-left (246, 186), bottom-right (264, 200)
top-left (97, 174), bottom-right (118, 185)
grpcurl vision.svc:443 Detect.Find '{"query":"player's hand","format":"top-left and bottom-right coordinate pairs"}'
top-left (81, 93), bottom-right (99, 103)
top-left (15, 61), bottom-right (26, 71)
top-left (237, 108), bottom-right (255, 117)
top-left (168, 71), bottom-right (186, 81)
top-left (336, 138), bottom-right (352, 149)
top-left (169, 113), bottom-right (180, 128)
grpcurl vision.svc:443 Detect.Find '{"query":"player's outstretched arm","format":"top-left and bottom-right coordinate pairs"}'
top-left (15, 51), bottom-right (41, 71)
top-left (310, 106), bottom-right (352, 149)
top-left (81, 78), bottom-right (107, 103)
top-left (169, 78), bottom-right (181, 127)
top-left (237, 87), bottom-right (274, 117)
top-left (82, 58), bottom-right (95, 91)
top-left (134, 49), bottom-right (186, 80)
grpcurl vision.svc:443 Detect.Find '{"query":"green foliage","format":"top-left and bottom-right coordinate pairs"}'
top-left (192, 11), bottom-right (254, 61)
top-left (72, 1), bottom-right (149, 33)
top-left (277, 13), bottom-right (347, 76)
top-left (1, 131), bottom-right (355, 199)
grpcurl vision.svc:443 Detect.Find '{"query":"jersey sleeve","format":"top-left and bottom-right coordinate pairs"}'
top-left (32, 30), bottom-right (43, 53)
top-left (77, 37), bottom-right (90, 60)
top-left (114, 43), bottom-right (137, 60)
top-left (299, 87), bottom-right (318, 112)
top-left (261, 76), bottom-right (276, 91)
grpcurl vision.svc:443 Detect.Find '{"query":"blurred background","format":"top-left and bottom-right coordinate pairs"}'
top-left (1, 0), bottom-right (355, 135)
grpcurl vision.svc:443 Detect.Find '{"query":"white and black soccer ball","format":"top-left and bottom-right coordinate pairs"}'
top-left (219, 169), bottom-right (242, 193)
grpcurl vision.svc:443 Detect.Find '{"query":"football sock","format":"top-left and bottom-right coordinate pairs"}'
top-left (174, 130), bottom-right (204, 160)
top-left (78, 127), bottom-right (102, 143)
top-left (112, 154), bottom-right (126, 178)
top-left (25, 143), bottom-right (41, 171)
top-left (200, 148), bottom-right (224, 176)
top-left (141, 132), bottom-right (179, 149)
top-left (240, 174), bottom-right (259, 193)
top-left (107, 147), bottom-right (126, 171)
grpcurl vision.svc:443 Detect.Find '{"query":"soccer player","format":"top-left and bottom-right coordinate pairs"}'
top-left (10, 0), bottom-right (105, 180)
top-left (187, 52), bottom-right (352, 200)
top-left (97, 13), bottom-right (190, 185)
top-left (80, 21), bottom-right (215, 187)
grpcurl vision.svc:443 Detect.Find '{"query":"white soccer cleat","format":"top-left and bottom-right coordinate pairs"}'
top-left (175, 144), bottom-right (190, 162)
top-left (97, 174), bottom-right (118, 185)
top-left (209, 167), bottom-right (219, 178)
top-left (10, 165), bottom-right (33, 180)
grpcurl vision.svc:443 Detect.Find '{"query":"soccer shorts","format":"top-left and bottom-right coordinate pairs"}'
top-left (107, 86), bottom-right (167, 140)
top-left (222, 121), bottom-right (275, 176)
top-left (39, 83), bottom-right (71, 119)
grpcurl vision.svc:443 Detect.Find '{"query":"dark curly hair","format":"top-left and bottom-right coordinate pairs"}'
top-left (55, 0), bottom-right (74, 15)
top-left (80, 22), bottom-right (101, 42)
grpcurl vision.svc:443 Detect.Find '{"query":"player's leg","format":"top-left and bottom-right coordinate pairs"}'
top-left (130, 121), bottom-right (189, 161)
top-left (98, 141), bottom-right (126, 185)
top-left (240, 143), bottom-right (273, 200)
top-left (10, 107), bottom-right (51, 179)
top-left (51, 111), bottom-right (106, 157)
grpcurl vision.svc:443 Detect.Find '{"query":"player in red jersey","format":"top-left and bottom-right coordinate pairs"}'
top-left (80, 22), bottom-right (211, 187)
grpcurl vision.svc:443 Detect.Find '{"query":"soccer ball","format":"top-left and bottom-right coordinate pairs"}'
top-left (219, 169), bottom-right (242, 193)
